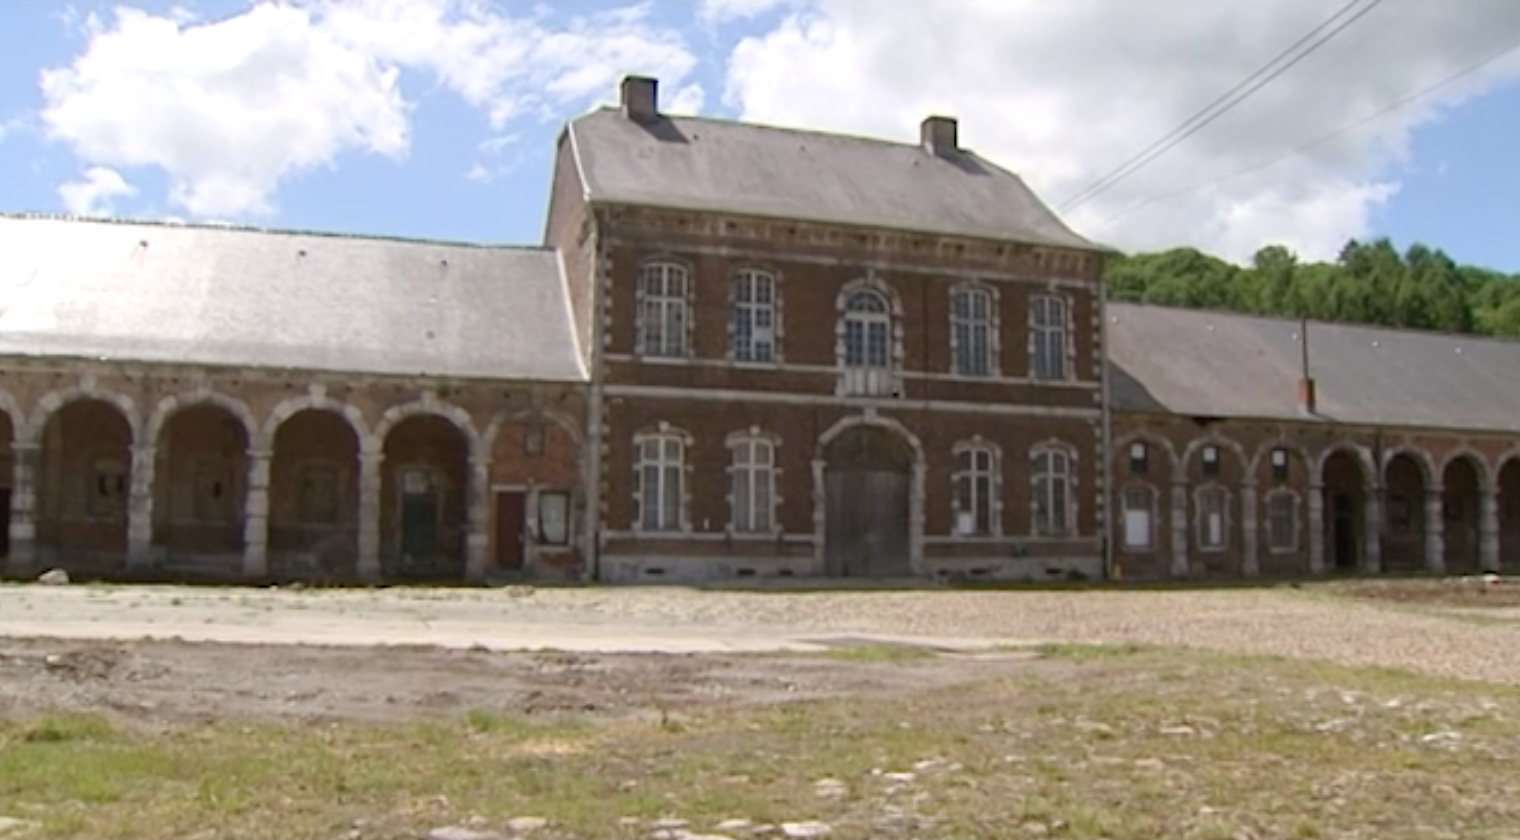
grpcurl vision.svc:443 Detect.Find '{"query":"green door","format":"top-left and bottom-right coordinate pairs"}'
top-left (400, 491), bottom-right (440, 558)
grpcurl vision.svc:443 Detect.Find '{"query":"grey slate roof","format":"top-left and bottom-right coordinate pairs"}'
top-left (1108, 302), bottom-right (1520, 433)
top-left (566, 107), bottom-right (1108, 252)
top-left (0, 215), bottom-right (587, 382)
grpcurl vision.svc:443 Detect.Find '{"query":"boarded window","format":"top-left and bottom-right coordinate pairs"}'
top-left (1121, 485), bottom-right (1153, 549)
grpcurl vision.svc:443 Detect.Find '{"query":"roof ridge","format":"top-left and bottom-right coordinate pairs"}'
top-left (1107, 300), bottom-right (1520, 348)
top-left (0, 211), bottom-right (553, 253)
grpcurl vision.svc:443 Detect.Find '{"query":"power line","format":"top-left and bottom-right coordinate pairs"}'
top-left (1058, 0), bottom-right (1386, 213)
top-left (1097, 34), bottom-right (1520, 226)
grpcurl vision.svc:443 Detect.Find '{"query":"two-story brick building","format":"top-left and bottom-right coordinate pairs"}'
top-left (545, 77), bottom-right (1115, 583)
top-left (11, 73), bottom-right (1520, 586)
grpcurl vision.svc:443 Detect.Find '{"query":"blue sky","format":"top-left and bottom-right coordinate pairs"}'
top-left (1, 0), bottom-right (1517, 271)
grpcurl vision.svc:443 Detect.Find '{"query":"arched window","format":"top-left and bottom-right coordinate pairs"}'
top-left (1196, 485), bottom-right (1228, 550)
top-left (640, 262), bottom-right (688, 358)
top-left (1266, 489), bottom-right (1299, 553)
top-left (950, 285), bottom-right (995, 377)
top-left (728, 434), bottom-right (776, 533)
top-left (1120, 484), bottom-right (1155, 550)
top-left (635, 430), bottom-right (686, 531)
top-left (840, 289), bottom-right (894, 396)
top-left (953, 442), bottom-right (998, 536)
top-left (732, 269), bottom-right (777, 364)
top-left (1032, 446), bottom-right (1072, 537)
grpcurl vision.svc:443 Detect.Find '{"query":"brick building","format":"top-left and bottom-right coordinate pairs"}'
top-left (5, 74), bottom-right (1520, 585)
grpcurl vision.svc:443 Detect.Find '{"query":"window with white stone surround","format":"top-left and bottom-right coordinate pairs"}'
top-left (639, 261), bottom-right (689, 358)
top-left (952, 440), bottom-right (999, 536)
top-left (840, 289), bottom-right (894, 395)
top-left (1266, 489), bottom-right (1299, 552)
top-left (727, 431), bottom-right (777, 533)
top-left (634, 427), bottom-right (688, 532)
top-left (1196, 484), bottom-right (1228, 551)
top-left (1030, 294), bottom-right (1069, 381)
top-left (1032, 445), bottom-right (1073, 537)
top-left (731, 268), bottom-right (777, 364)
top-left (950, 283), bottom-right (996, 377)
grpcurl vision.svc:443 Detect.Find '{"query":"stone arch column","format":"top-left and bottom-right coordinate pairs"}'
top-left (0, 390), bottom-right (31, 575)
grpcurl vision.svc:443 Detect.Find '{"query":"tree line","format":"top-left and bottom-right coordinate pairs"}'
top-left (1104, 238), bottom-right (1520, 338)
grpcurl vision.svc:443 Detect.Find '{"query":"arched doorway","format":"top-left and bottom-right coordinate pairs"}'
top-left (1382, 453), bottom-right (1427, 573)
top-left (822, 424), bottom-right (914, 577)
top-left (382, 415), bottom-right (469, 580)
top-left (1321, 451), bottom-right (1366, 572)
top-left (1441, 456), bottom-right (1483, 575)
top-left (269, 409), bottom-right (361, 578)
top-left (154, 405), bottom-right (249, 567)
top-left (36, 399), bottom-right (134, 573)
top-left (1499, 458), bottom-right (1520, 573)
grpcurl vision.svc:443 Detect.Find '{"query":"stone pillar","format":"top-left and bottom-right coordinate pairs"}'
top-left (242, 448), bottom-right (272, 579)
top-left (1307, 482), bottom-right (1326, 575)
top-left (356, 447), bottom-right (384, 582)
top-left (1169, 479), bottom-right (1189, 577)
top-left (1424, 484), bottom-right (1446, 575)
top-left (464, 456), bottom-right (490, 582)
top-left (1480, 489), bottom-right (1501, 574)
top-left (126, 444), bottom-right (156, 569)
top-left (7, 442), bottom-right (40, 576)
top-left (1240, 481), bottom-right (1260, 577)
top-left (1363, 483), bottom-right (1383, 575)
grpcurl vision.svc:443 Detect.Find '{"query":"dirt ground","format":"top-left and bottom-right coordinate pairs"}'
top-left (0, 635), bottom-right (1042, 727)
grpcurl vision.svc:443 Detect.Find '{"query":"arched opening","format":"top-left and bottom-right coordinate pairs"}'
top-left (0, 405), bottom-right (13, 559)
top-left (1320, 451), bottom-right (1366, 573)
top-left (1500, 459), bottom-right (1520, 573)
top-left (1187, 440), bottom-right (1243, 577)
top-left (269, 409), bottom-right (360, 579)
top-left (822, 424), bottom-right (914, 577)
top-left (1382, 453), bottom-right (1428, 573)
top-left (36, 399), bottom-right (134, 574)
top-left (1254, 444), bottom-right (1310, 577)
top-left (153, 405), bottom-right (249, 570)
top-left (382, 414), bottom-right (469, 580)
top-left (1441, 457), bottom-right (1483, 575)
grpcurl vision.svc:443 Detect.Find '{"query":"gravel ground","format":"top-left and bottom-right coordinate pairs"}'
top-left (4, 581), bottom-right (1519, 683)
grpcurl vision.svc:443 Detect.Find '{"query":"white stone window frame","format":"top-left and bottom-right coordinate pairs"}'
top-left (1119, 482), bottom-right (1158, 552)
top-left (951, 437), bottom-right (1002, 538)
top-left (635, 259), bottom-right (694, 361)
top-left (1029, 290), bottom-right (1075, 383)
top-left (1265, 487), bottom-right (1300, 554)
top-left (1031, 441), bottom-right (1077, 538)
top-left (632, 423), bottom-right (693, 534)
top-left (948, 281), bottom-right (1000, 378)
top-left (728, 266), bottom-right (784, 366)
top-left (1194, 483), bottom-right (1230, 553)
top-left (834, 274), bottom-right (906, 398)
top-left (725, 428), bottom-right (783, 537)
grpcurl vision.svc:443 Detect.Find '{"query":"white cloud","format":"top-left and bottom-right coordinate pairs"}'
top-left (698, 0), bottom-right (794, 26)
top-left (721, 0), bottom-right (1520, 262)
top-left (59, 166), bottom-right (137, 216)
top-left (38, 0), bottom-right (699, 219)
top-left (667, 82), bottom-right (707, 116)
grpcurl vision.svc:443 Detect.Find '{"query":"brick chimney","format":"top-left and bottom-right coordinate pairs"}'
top-left (1297, 316), bottom-right (1316, 415)
top-left (1297, 377), bottom-right (1317, 415)
top-left (921, 116), bottom-right (959, 156)
top-left (621, 75), bottom-right (659, 123)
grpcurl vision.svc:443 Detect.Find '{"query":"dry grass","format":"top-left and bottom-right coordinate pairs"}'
top-left (4, 644), bottom-right (1520, 839)
top-left (1324, 577), bottom-right (1520, 610)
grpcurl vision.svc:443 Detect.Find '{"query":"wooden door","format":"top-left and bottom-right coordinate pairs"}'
top-left (495, 490), bottom-right (527, 571)
top-left (400, 491), bottom-right (440, 558)
top-left (825, 468), bottom-right (911, 577)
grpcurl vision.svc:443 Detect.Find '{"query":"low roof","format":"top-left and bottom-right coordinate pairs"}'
top-left (0, 214), bottom-right (587, 382)
top-left (1108, 301), bottom-right (1520, 433)
top-left (566, 107), bottom-right (1108, 252)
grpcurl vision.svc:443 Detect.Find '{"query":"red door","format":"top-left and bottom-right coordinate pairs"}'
top-left (495, 490), bottom-right (527, 571)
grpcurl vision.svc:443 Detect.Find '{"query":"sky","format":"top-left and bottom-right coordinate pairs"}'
top-left (1, 0), bottom-right (1518, 271)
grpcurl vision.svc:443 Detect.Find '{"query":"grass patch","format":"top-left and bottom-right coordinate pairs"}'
top-left (816, 643), bottom-right (941, 662)
top-left (1031, 641), bottom-right (1148, 660)
top-left (6, 648), bottom-right (1520, 838)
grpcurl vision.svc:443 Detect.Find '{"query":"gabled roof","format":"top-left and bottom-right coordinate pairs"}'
top-left (0, 214), bottom-right (587, 382)
top-left (566, 107), bottom-right (1108, 252)
top-left (1107, 301), bottom-right (1520, 433)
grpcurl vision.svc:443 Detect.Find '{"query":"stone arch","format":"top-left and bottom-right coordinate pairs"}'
top-left (1181, 434), bottom-right (1249, 475)
top-left (1113, 431), bottom-right (1179, 480)
top-left (836, 273), bottom-right (906, 318)
top-left (374, 398), bottom-right (482, 460)
top-left (145, 390), bottom-right (258, 449)
top-left (815, 413), bottom-right (923, 578)
top-left (1381, 445), bottom-right (1437, 489)
top-left (1439, 447), bottom-right (1492, 491)
top-left (1313, 442), bottom-right (1376, 482)
top-left (263, 394), bottom-right (371, 451)
top-left (481, 407), bottom-right (583, 454)
top-left (1318, 443), bottom-right (1375, 574)
top-left (1440, 449), bottom-right (1488, 575)
top-left (0, 388), bottom-right (22, 442)
top-left (25, 382), bottom-right (140, 444)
